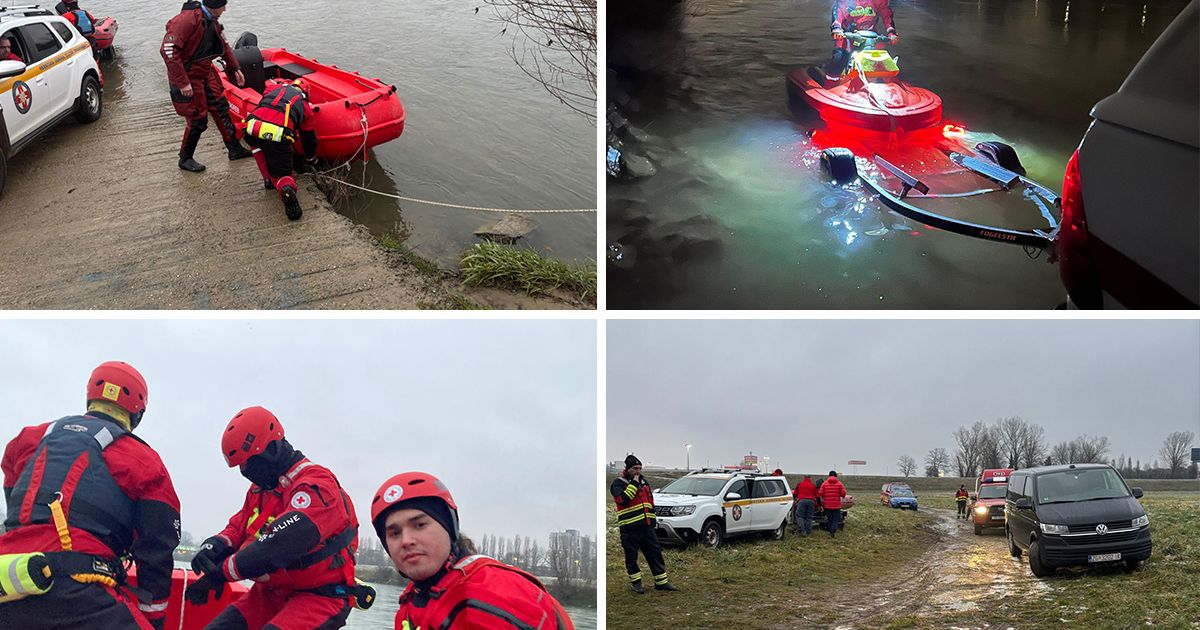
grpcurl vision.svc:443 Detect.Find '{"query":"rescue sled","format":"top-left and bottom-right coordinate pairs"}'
top-left (219, 32), bottom-right (405, 162)
top-left (127, 566), bottom-right (248, 630)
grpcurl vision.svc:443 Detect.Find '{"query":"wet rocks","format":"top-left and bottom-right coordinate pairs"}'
top-left (474, 213), bottom-right (537, 244)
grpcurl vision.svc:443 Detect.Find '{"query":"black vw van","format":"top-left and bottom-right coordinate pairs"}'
top-left (1005, 464), bottom-right (1152, 577)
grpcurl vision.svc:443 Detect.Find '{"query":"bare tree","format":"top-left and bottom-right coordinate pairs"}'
top-left (481, 0), bottom-right (596, 120)
top-left (952, 421), bottom-right (991, 477)
top-left (925, 447), bottom-right (950, 477)
top-left (1017, 423), bottom-right (1047, 468)
top-left (897, 454), bottom-right (917, 477)
top-left (1159, 431), bottom-right (1195, 478)
top-left (1074, 435), bottom-right (1111, 463)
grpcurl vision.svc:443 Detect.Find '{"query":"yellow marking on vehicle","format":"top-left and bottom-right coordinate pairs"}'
top-left (0, 41), bottom-right (91, 94)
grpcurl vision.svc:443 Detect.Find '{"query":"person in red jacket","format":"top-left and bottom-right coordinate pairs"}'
top-left (160, 0), bottom-right (252, 173)
top-left (242, 77), bottom-right (320, 220)
top-left (817, 470), bottom-right (847, 538)
top-left (0, 361), bottom-right (181, 630)
top-left (792, 475), bottom-right (819, 537)
top-left (824, 0), bottom-right (900, 81)
top-left (0, 35), bottom-right (22, 62)
top-left (185, 406), bottom-right (359, 630)
top-left (370, 471), bottom-right (575, 629)
top-left (56, 0), bottom-right (96, 37)
top-left (955, 485), bottom-right (970, 520)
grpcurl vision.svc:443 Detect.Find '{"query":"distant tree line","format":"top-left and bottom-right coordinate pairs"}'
top-left (356, 529), bottom-right (596, 585)
top-left (897, 419), bottom-right (1196, 479)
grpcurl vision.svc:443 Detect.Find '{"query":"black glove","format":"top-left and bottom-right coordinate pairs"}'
top-left (184, 573), bottom-right (228, 606)
top-left (191, 536), bottom-right (232, 576)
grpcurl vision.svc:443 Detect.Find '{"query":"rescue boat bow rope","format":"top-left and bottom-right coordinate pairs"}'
top-left (311, 102), bottom-right (595, 214)
top-left (177, 567), bottom-right (189, 628)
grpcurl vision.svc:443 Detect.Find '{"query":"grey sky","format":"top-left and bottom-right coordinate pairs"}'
top-left (608, 320), bottom-right (1200, 475)
top-left (0, 319), bottom-right (596, 543)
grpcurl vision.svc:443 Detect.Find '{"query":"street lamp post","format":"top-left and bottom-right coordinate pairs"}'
top-left (685, 443), bottom-right (692, 472)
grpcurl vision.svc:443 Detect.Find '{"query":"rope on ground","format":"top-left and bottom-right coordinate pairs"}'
top-left (311, 101), bottom-right (594, 214)
top-left (313, 173), bottom-right (597, 214)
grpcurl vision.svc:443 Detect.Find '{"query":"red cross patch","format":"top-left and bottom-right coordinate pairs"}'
top-left (290, 491), bottom-right (312, 510)
top-left (382, 484), bottom-right (404, 503)
top-left (13, 81), bottom-right (32, 115)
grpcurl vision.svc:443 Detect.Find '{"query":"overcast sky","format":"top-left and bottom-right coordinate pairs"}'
top-left (608, 320), bottom-right (1200, 475)
top-left (0, 320), bottom-right (596, 543)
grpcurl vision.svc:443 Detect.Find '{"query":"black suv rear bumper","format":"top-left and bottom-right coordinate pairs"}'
top-left (1040, 526), bottom-right (1152, 567)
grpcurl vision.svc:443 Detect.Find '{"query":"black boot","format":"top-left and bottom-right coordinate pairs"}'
top-left (280, 185), bottom-right (303, 221)
top-left (655, 583), bottom-right (679, 592)
top-left (226, 141), bottom-right (253, 161)
top-left (630, 581), bottom-right (644, 595)
top-left (179, 156), bottom-right (206, 172)
top-left (264, 178), bottom-right (275, 190)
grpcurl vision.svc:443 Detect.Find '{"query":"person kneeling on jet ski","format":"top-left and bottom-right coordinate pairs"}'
top-left (242, 77), bottom-right (319, 221)
top-left (824, 0), bottom-right (900, 82)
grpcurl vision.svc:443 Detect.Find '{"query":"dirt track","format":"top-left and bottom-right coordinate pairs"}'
top-left (831, 507), bottom-right (1050, 628)
top-left (0, 89), bottom-right (575, 309)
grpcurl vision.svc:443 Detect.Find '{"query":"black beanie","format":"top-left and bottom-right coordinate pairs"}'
top-left (202, 0), bottom-right (227, 8)
top-left (829, 470), bottom-right (838, 477)
top-left (625, 454), bottom-right (642, 469)
top-left (393, 496), bottom-right (458, 542)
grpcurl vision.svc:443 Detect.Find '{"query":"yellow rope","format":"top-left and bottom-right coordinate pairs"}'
top-left (48, 497), bottom-right (72, 551)
top-left (70, 573), bottom-right (117, 588)
top-left (314, 173), bottom-right (596, 214)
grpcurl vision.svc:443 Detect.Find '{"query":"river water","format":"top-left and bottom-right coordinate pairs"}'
top-left (607, 0), bottom-right (1189, 308)
top-left (92, 0), bottom-right (595, 268)
top-left (343, 581), bottom-right (597, 630)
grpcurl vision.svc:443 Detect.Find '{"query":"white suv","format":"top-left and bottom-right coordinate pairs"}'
top-left (1055, 0), bottom-right (1197, 308)
top-left (1, 5), bottom-right (102, 196)
top-left (654, 471), bottom-right (793, 548)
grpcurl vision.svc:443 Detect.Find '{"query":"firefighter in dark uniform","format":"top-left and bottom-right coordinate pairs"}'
top-left (160, 0), bottom-right (253, 173)
top-left (369, 471), bottom-right (575, 629)
top-left (243, 78), bottom-right (319, 220)
top-left (185, 406), bottom-right (361, 630)
top-left (610, 454), bottom-right (677, 594)
top-left (0, 361), bottom-right (182, 630)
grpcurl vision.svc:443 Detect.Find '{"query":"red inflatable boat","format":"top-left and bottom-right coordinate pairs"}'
top-left (220, 39), bottom-right (405, 162)
top-left (128, 566), bottom-right (249, 630)
top-left (90, 16), bottom-right (117, 58)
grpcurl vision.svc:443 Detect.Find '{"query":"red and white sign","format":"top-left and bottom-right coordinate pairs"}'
top-left (847, 460), bottom-right (867, 465)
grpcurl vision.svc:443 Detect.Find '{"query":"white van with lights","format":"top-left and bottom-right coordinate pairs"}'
top-left (1, 4), bottom-right (102, 195)
top-left (653, 471), bottom-right (793, 548)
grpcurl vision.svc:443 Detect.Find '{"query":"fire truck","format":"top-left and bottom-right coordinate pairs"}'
top-left (972, 468), bottom-right (1014, 535)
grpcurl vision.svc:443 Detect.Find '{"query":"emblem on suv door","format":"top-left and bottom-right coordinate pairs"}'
top-left (1096, 524), bottom-right (1108, 535)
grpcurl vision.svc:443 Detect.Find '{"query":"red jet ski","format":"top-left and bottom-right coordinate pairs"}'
top-left (787, 31), bottom-right (1060, 249)
top-left (127, 566), bottom-right (249, 630)
top-left (788, 31), bottom-right (941, 134)
top-left (220, 33), bottom-right (405, 162)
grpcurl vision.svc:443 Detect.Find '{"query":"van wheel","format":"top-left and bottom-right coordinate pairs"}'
top-left (975, 141), bottom-right (1026, 176)
top-left (700, 519), bottom-right (724, 548)
top-left (770, 520), bottom-right (787, 541)
top-left (1027, 540), bottom-right (1052, 577)
top-left (74, 75), bottom-right (102, 123)
top-left (1007, 527), bottom-right (1021, 558)
top-left (820, 148), bottom-right (858, 185)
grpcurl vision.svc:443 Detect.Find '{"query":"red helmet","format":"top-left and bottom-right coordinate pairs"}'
top-left (87, 361), bottom-right (148, 417)
top-left (221, 406), bottom-right (285, 467)
top-left (370, 472), bottom-right (458, 533)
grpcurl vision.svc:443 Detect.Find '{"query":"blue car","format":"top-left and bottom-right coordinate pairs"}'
top-left (888, 488), bottom-right (918, 510)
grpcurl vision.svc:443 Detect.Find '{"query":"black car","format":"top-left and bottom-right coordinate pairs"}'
top-left (1005, 464), bottom-right (1151, 577)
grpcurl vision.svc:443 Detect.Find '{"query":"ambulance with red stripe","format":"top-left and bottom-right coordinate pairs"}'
top-left (0, 5), bottom-right (102, 195)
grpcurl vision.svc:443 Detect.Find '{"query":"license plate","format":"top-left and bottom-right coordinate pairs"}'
top-left (1088, 552), bottom-right (1121, 563)
top-left (991, 516), bottom-right (1004, 520)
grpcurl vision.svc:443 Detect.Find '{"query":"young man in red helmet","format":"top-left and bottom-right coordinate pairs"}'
top-left (370, 471), bottom-right (575, 629)
top-left (185, 406), bottom-right (360, 630)
top-left (0, 361), bottom-right (181, 630)
top-left (243, 77), bottom-right (320, 221)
